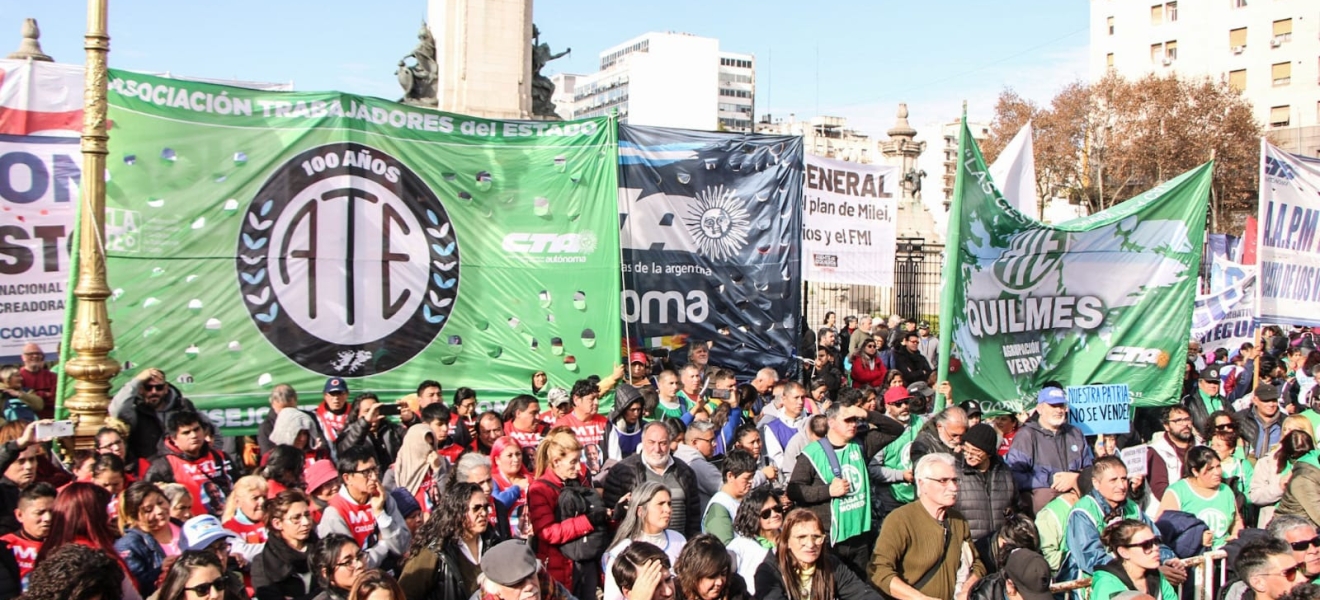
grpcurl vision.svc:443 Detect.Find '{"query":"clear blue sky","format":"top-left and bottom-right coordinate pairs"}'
top-left (2, 0), bottom-right (1089, 211)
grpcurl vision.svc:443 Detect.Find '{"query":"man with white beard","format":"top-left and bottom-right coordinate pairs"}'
top-left (1006, 386), bottom-right (1095, 514)
top-left (601, 421), bottom-right (703, 538)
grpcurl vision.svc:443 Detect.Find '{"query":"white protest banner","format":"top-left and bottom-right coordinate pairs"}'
top-left (0, 60), bottom-right (83, 359)
top-left (988, 121), bottom-right (1037, 216)
top-left (1066, 384), bottom-right (1131, 436)
top-left (1193, 266), bottom-right (1256, 355)
top-left (0, 62), bottom-right (293, 361)
top-left (802, 154), bottom-right (898, 286)
top-left (1258, 140), bottom-right (1320, 326)
top-left (1121, 445), bottom-right (1147, 478)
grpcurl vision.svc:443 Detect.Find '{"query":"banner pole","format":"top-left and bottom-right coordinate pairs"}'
top-left (1251, 138), bottom-right (1266, 396)
top-left (53, 192), bottom-right (83, 420)
top-left (611, 110), bottom-right (631, 365)
top-left (63, 0), bottom-right (122, 450)
top-left (934, 104), bottom-right (968, 412)
top-left (1252, 326), bottom-right (1263, 394)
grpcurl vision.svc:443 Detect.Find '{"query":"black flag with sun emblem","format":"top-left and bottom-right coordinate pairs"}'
top-left (618, 125), bottom-right (803, 379)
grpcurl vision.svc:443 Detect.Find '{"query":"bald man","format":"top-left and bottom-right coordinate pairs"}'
top-left (18, 343), bottom-right (55, 418)
top-left (749, 368), bottom-right (779, 416)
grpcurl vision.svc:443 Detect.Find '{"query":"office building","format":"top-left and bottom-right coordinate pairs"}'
top-left (564, 32), bottom-right (755, 131)
top-left (1090, 0), bottom-right (1319, 155)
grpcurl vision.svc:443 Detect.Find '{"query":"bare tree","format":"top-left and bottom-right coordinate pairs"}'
top-left (983, 73), bottom-right (1262, 229)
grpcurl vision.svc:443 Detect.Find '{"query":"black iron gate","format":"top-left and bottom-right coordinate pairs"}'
top-left (801, 238), bottom-right (944, 336)
top-left (893, 237), bottom-right (928, 322)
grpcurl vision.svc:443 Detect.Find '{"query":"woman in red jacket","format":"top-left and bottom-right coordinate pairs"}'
top-left (850, 338), bottom-right (887, 389)
top-left (527, 427), bottom-right (607, 600)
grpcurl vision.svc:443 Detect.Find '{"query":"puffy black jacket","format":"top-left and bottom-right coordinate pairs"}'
top-left (909, 429), bottom-right (958, 472)
top-left (109, 382), bottom-right (202, 463)
top-left (600, 452), bottom-right (702, 539)
top-left (967, 572), bottom-right (1006, 600)
top-left (1182, 391), bottom-right (1229, 439)
top-left (953, 456), bottom-right (1018, 542)
top-left (334, 416), bottom-right (404, 472)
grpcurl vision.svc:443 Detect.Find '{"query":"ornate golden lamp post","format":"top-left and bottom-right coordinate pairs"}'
top-left (64, 0), bottom-right (121, 449)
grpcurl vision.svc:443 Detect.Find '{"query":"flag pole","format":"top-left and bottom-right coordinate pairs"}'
top-left (63, 0), bottom-right (121, 449)
top-left (934, 102), bottom-right (968, 411)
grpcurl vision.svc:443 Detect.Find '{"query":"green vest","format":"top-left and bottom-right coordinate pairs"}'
top-left (1073, 494), bottom-right (1141, 530)
top-left (1037, 496), bottom-right (1074, 572)
top-left (1302, 410), bottom-right (1320, 436)
top-left (1167, 480), bottom-right (1236, 549)
top-left (1039, 496), bottom-right (1073, 532)
top-left (881, 416), bottom-right (923, 503)
top-left (1298, 449), bottom-right (1320, 471)
top-left (1221, 445), bottom-right (1254, 497)
top-left (1089, 568), bottom-right (1177, 600)
top-left (802, 439), bottom-right (871, 544)
top-left (1197, 390), bottom-right (1223, 418)
top-left (651, 399), bottom-right (685, 421)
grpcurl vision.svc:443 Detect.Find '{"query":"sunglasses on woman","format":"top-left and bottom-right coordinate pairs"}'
top-left (184, 578), bottom-right (226, 597)
top-left (759, 506), bottom-right (784, 519)
top-left (1123, 538), bottom-right (1160, 553)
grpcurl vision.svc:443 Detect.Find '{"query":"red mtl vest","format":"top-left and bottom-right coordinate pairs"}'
top-left (327, 494), bottom-right (378, 548)
top-left (222, 517), bottom-right (267, 544)
top-left (317, 405), bottom-right (348, 443)
top-left (0, 533), bottom-right (39, 581)
top-left (165, 450), bottom-right (230, 516)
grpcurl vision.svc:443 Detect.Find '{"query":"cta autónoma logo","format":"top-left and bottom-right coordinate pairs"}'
top-left (236, 143), bottom-right (459, 376)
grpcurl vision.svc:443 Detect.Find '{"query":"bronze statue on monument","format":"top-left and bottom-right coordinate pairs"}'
top-left (396, 23), bottom-right (438, 107)
top-left (530, 24), bottom-right (569, 118)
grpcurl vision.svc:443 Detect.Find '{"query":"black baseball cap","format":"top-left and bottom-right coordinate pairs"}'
top-left (1004, 550), bottom-right (1054, 600)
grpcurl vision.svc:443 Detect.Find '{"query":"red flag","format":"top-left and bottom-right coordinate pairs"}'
top-left (1242, 215), bottom-right (1257, 265)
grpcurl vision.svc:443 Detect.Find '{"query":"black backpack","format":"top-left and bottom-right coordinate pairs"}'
top-left (542, 478), bottom-right (609, 562)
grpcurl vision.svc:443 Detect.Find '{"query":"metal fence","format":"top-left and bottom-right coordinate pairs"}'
top-left (1050, 550), bottom-right (1227, 600)
top-left (803, 237), bottom-right (945, 333)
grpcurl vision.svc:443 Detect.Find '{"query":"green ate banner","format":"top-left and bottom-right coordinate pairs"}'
top-left (99, 70), bottom-right (620, 434)
top-left (937, 121), bottom-right (1210, 414)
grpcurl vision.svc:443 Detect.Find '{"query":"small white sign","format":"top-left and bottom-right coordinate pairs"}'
top-left (1121, 445), bottom-right (1148, 478)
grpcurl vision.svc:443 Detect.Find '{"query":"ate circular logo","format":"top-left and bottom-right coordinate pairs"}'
top-left (236, 142), bottom-right (459, 376)
top-left (992, 229), bottom-right (1069, 293)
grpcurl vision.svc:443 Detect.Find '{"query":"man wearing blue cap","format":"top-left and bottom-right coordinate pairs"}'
top-left (316, 377), bottom-right (351, 444)
top-left (1005, 385), bottom-right (1094, 514)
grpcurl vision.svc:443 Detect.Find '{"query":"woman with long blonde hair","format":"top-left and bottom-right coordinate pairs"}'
top-left (527, 427), bottom-right (605, 600)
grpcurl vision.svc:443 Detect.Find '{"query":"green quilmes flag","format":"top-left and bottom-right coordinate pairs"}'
top-left (936, 121), bottom-right (1210, 414)
top-left (101, 70), bottom-right (620, 434)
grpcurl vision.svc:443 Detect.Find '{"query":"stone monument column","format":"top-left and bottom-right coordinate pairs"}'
top-left (427, 0), bottom-right (533, 119)
top-left (881, 104), bottom-right (937, 240)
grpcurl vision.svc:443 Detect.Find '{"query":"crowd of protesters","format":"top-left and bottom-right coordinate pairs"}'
top-left (3, 320), bottom-right (1320, 600)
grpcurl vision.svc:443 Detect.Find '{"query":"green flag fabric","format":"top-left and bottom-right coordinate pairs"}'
top-left (101, 70), bottom-right (621, 434)
top-left (937, 121), bottom-right (1210, 414)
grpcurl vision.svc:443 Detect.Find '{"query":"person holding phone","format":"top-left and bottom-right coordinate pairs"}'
top-left (110, 367), bottom-right (203, 467)
top-left (0, 420), bottom-right (67, 518)
top-left (334, 394), bottom-right (405, 475)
